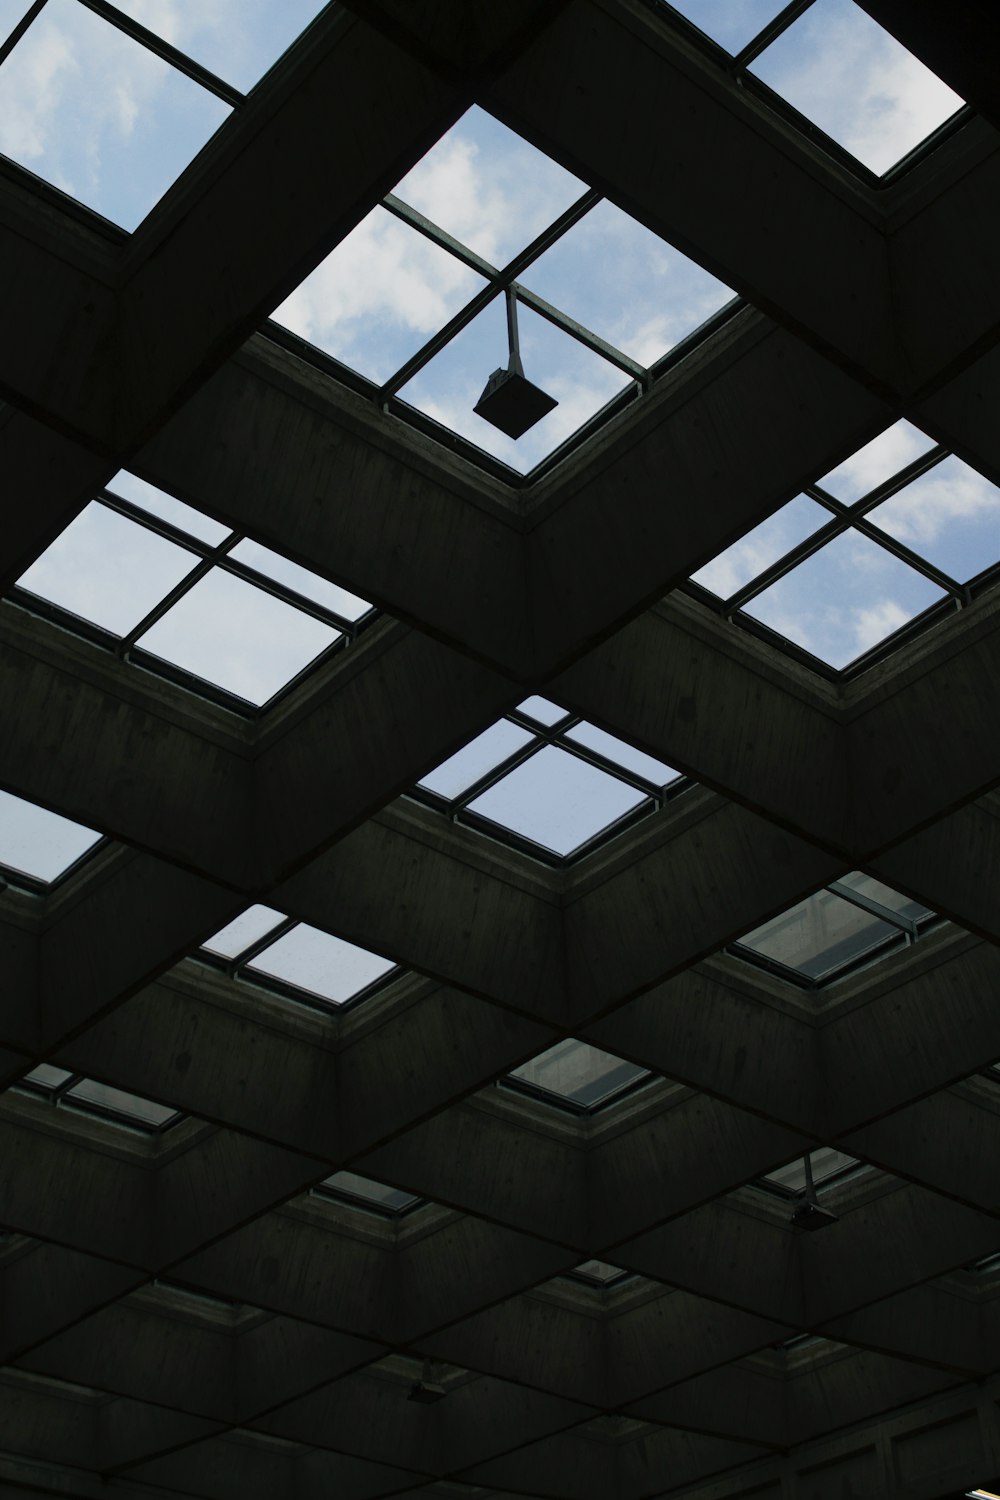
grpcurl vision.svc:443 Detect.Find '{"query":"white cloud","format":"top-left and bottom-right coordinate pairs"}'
top-left (818, 420), bottom-right (933, 501)
top-left (873, 460), bottom-right (1000, 546)
top-left (851, 598), bottom-right (911, 652)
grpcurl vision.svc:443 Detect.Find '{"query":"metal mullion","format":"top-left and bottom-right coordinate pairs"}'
top-left (74, 0), bottom-right (244, 107)
top-left (724, 513), bottom-right (847, 613)
top-left (0, 0), bottom-right (47, 66)
top-left (732, 0), bottom-right (815, 69)
top-left (382, 195), bottom-right (499, 280)
top-left (827, 881), bottom-right (919, 941)
top-left (119, 534), bottom-right (241, 656)
top-left (378, 189), bottom-right (601, 402)
top-left (229, 918), bottom-right (299, 979)
top-left (551, 732), bottom-right (670, 803)
top-left (846, 511), bottom-right (962, 598)
top-left (216, 555), bottom-right (357, 636)
top-left (825, 445), bottom-right (950, 515)
top-left (513, 284), bottom-right (646, 384)
top-left (447, 735), bottom-right (545, 816)
top-left (98, 490), bottom-right (234, 553)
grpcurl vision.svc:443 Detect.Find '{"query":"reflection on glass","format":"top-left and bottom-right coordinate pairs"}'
top-left (0, 790), bottom-right (102, 883)
top-left (137, 567), bottom-right (340, 705)
top-left (319, 1170), bottom-right (420, 1214)
top-left (510, 1039), bottom-right (650, 1109)
top-left (736, 887), bottom-right (899, 979)
top-left (65, 1077), bottom-right (179, 1128)
top-left (749, 0), bottom-right (963, 176)
top-left (468, 744), bottom-right (647, 857)
top-left (835, 872), bottom-right (930, 923)
top-left (17, 502), bottom-right (199, 637)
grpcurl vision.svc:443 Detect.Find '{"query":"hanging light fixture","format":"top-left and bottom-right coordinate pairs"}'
top-left (473, 286), bottom-right (558, 439)
top-left (408, 1358), bottom-right (447, 1404)
top-left (790, 1152), bottom-right (840, 1232)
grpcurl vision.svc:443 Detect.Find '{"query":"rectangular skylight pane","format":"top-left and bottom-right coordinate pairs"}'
top-left (0, 1), bottom-right (33, 45)
top-left (663, 0), bottom-right (788, 54)
top-left (816, 421), bottom-right (936, 503)
top-left (23, 1064), bottom-right (74, 1090)
top-left (565, 722), bottom-right (679, 786)
top-left (17, 501), bottom-right (200, 637)
top-left (737, 888), bottom-right (898, 980)
top-left (516, 696), bottom-right (568, 726)
top-left (691, 495), bottom-right (829, 599)
top-left (468, 743), bottom-right (647, 857)
top-left (272, 204), bottom-right (487, 385)
top-left (742, 531), bottom-right (945, 670)
top-left (749, 0), bottom-right (964, 176)
top-left (65, 1078), bottom-right (179, 1128)
top-left (0, 790), bottom-right (102, 883)
top-left (522, 198), bottom-right (733, 367)
top-left (228, 539), bottom-right (372, 621)
top-left (0, 0), bottom-right (231, 231)
top-left (247, 924), bottom-right (396, 1005)
top-left (763, 1149), bottom-right (859, 1194)
top-left (109, 0), bottom-right (328, 93)
top-left (393, 105), bottom-right (585, 268)
top-left (866, 456), bottom-right (1000, 584)
top-left (136, 568), bottom-right (340, 706)
top-left (201, 905), bottom-right (286, 960)
top-left (106, 471), bottom-right (231, 546)
top-left (836, 872), bottom-right (931, 923)
top-left (510, 1039), bottom-right (649, 1109)
top-left (320, 1171), bottom-right (420, 1214)
top-left (418, 719), bottom-right (534, 801)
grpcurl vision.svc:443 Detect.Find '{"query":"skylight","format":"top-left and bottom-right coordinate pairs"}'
top-left (690, 426), bottom-right (1000, 672)
top-left (11, 474), bottom-right (374, 711)
top-left (316, 1171), bottom-right (422, 1216)
top-left (748, 0), bottom-right (964, 176)
top-left (760, 1149), bottom-right (860, 1195)
top-left (200, 909), bottom-right (398, 1011)
top-left (507, 1039), bottom-right (651, 1112)
top-left (108, 0), bottom-right (328, 94)
top-left (664, 0), bottom-right (789, 56)
top-left (0, 789), bottom-right (102, 885)
top-left (569, 1260), bottom-right (631, 1286)
top-left (732, 872), bottom-right (935, 985)
top-left (414, 699), bottom-right (684, 861)
top-left (270, 105), bottom-right (735, 475)
top-left (0, 0), bottom-right (231, 231)
top-left (19, 1065), bottom-right (180, 1131)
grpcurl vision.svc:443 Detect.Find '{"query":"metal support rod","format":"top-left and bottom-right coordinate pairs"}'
top-left (802, 1151), bottom-right (816, 1199)
top-left (505, 286), bottom-right (524, 376)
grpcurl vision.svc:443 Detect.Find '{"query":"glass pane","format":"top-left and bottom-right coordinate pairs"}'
top-left (736, 888), bottom-right (898, 979)
top-left (0, 790), bottom-right (101, 882)
top-left (247, 923), bottom-right (396, 1004)
top-left (572, 1259), bottom-right (628, 1284)
top-left (0, 0), bottom-right (33, 46)
top-left (742, 530), bottom-right (946, 670)
top-left (469, 744), bottom-right (648, 856)
top-left (66, 1077), bottom-right (179, 1128)
top-left (271, 205), bottom-right (486, 385)
top-left (418, 720), bottom-right (535, 801)
top-left (565, 722), bottom-right (680, 786)
top-left (836, 872), bottom-right (931, 923)
top-left (816, 420), bottom-right (936, 503)
top-left (320, 1171), bottom-right (420, 1214)
top-left (201, 905), bottom-right (286, 960)
top-left (523, 199), bottom-right (732, 366)
top-left (106, 471), bottom-right (231, 546)
top-left (749, 0), bottom-right (963, 176)
top-left (866, 456), bottom-right (1000, 584)
top-left (228, 539), bottom-right (372, 621)
top-left (23, 1063), bottom-right (74, 1090)
top-left (691, 495), bottom-right (829, 598)
top-left (394, 105), bottom-right (585, 268)
top-left (399, 294), bottom-right (631, 476)
top-left (0, 0), bottom-right (231, 230)
top-left (137, 568), bottom-right (340, 706)
top-left (510, 1039), bottom-right (649, 1108)
top-left (17, 500), bottom-right (200, 637)
top-left (109, 0), bottom-right (329, 93)
top-left (763, 1148), bottom-right (859, 1194)
top-left (516, 696), bottom-right (568, 726)
top-left (663, 0), bottom-right (789, 54)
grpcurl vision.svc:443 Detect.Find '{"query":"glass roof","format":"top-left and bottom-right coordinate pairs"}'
top-left (0, 788), bottom-right (102, 885)
top-left (201, 908), bottom-right (398, 1011)
top-left (316, 1171), bottom-right (422, 1216)
top-left (569, 1259), bottom-right (631, 1286)
top-left (748, 0), bottom-right (964, 176)
top-left (271, 105), bottom-right (735, 475)
top-left (20, 1065), bottom-right (180, 1131)
top-left (689, 426), bottom-right (1000, 672)
top-left (507, 1039), bottom-right (651, 1112)
top-left (732, 872), bottom-right (935, 986)
top-left (12, 473), bottom-right (374, 711)
top-left (761, 1148), bottom-right (860, 1195)
top-left (415, 699), bottom-right (684, 861)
